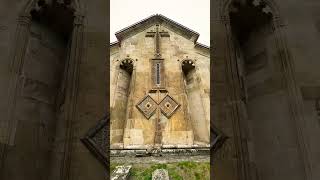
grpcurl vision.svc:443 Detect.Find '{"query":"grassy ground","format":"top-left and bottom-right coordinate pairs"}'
top-left (111, 161), bottom-right (210, 180)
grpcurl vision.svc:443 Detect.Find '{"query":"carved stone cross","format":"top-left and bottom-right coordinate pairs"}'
top-left (146, 24), bottom-right (170, 58)
top-left (146, 25), bottom-right (170, 89)
top-left (138, 25), bottom-right (175, 146)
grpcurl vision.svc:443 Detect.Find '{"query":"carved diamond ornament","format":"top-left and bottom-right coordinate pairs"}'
top-left (212, 126), bottom-right (227, 152)
top-left (81, 115), bottom-right (109, 168)
top-left (136, 95), bottom-right (157, 119)
top-left (136, 94), bottom-right (180, 119)
top-left (159, 95), bottom-right (180, 118)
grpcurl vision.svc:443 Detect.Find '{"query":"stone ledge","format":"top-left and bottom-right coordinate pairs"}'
top-left (110, 147), bottom-right (210, 157)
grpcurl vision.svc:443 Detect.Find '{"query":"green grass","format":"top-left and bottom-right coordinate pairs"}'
top-left (110, 161), bottom-right (210, 180)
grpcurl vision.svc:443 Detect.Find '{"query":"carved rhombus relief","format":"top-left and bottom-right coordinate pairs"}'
top-left (159, 95), bottom-right (180, 118)
top-left (212, 126), bottom-right (227, 152)
top-left (81, 115), bottom-right (109, 167)
top-left (136, 95), bottom-right (158, 119)
top-left (136, 94), bottom-right (180, 119)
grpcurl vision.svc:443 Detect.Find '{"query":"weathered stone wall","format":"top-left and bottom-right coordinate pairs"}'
top-left (242, 21), bottom-right (305, 179)
top-left (0, 0), bottom-right (108, 180)
top-left (0, 1), bottom-right (28, 145)
top-left (212, 0), bottom-right (320, 180)
top-left (283, 1), bottom-right (320, 179)
top-left (0, 2), bottom-right (30, 179)
top-left (1, 0), bottom-right (320, 180)
top-left (0, 2), bottom-right (72, 177)
top-left (1, 19), bottom-right (68, 180)
top-left (110, 67), bottom-right (131, 144)
top-left (185, 67), bottom-right (209, 143)
top-left (62, 0), bottom-right (108, 179)
top-left (110, 24), bottom-right (210, 148)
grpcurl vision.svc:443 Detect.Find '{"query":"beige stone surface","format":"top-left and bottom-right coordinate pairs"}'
top-left (110, 16), bottom-right (210, 149)
top-left (1, 1), bottom-right (320, 180)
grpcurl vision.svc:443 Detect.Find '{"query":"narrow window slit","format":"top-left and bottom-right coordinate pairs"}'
top-left (156, 63), bottom-right (161, 85)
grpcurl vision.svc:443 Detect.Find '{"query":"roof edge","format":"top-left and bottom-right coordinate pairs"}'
top-left (114, 14), bottom-right (156, 36)
top-left (110, 41), bottom-right (119, 46)
top-left (195, 42), bottom-right (210, 49)
top-left (114, 14), bottom-right (200, 43)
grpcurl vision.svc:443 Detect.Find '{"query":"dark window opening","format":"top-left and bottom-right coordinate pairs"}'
top-left (156, 63), bottom-right (160, 85)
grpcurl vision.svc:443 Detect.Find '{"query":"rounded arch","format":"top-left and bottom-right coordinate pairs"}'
top-left (219, 0), bottom-right (281, 20)
top-left (181, 58), bottom-right (196, 66)
top-left (181, 58), bottom-right (196, 76)
top-left (215, 1), bottom-right (311, 180)
top-left (20, 0), bottom-right (83, 15)
top-left (20, 0), bottom-right (37, 15)
top-left (18, 0), bottom-right (83, 41)
top-left (119, 58), bottom-right (135, 75)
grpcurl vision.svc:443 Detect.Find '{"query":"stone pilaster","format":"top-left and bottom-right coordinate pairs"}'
top-left (123, 64), bottom-right (137, 147)
top-left (272, 15), bottom-right (313, 180)
top-left (60, 13), bottom-right (85, 180)
top-left (211, 12), bottom-right (249, 180)
top-left (4, 14), bottom-right (31, 146)
top-left (0, 14), bottom-right (31, 175)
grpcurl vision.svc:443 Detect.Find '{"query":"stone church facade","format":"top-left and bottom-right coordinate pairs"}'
top-left (110, 15), bottom-right (210, 149)
top-left (0, 0), bottom-right (320, 180)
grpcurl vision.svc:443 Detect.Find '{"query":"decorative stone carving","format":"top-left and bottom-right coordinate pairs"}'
top-left (136, 95), bottom-right (157, 119)
top-left (136, 94), bottom-right (180, 119)
top-left (81, 115), bottom-right (109, 167)
top-left (159, 95), bottom-right (180, 118)
top-left (145, 24), bottom-right (170, 58)
top-left (212, 127), bottom-right (226, 152)
top-left (111, 14), bottom-right (209, 150)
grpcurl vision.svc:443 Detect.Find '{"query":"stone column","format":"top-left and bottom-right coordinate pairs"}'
top-left (122, 64), bottom-right (137, 148)
top-left (62, 9), bottom-right (108, 179)
top-left (60, 13), bottom-right (85, 180)
top-left (195, 65), bottom-right (210, 143)
top-left (211, 6), bottom-right (249, 179)
top-left (179, 69), bottom-right (193, 144)
top-left (0, 14), bottom-right (31, 176)
top-left (272, 16), bottom-right (312, 180)
top-left (4, 14), bottom-right (31, 146)
top-left (223, 17), bottom-right (250, 180)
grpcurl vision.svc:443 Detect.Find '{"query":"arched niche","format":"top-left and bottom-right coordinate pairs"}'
top-left (212, 0), bottom-right (309, 179)
top-left (2, 1), bottom-right (83, 180)
top-left (110, 58), bottom-right (134, 145)
top-left (181, 59), bottom-right (209, 143)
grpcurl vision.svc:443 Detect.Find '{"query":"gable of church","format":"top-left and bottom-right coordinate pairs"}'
top-left (110, 15), bottom-right (211, 149)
